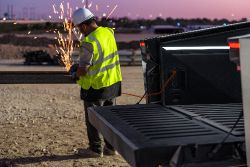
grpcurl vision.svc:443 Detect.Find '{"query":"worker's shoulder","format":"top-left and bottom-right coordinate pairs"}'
top-left (99, 26), bottom-right (114, 35)
top-left (81, 42), bottom-right (93, 53)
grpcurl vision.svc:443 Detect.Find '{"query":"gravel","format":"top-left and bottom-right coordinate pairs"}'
top-left (0, 66), bottom-right (144, 167)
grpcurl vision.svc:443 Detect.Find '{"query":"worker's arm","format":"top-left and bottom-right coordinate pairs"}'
top-left (76, 65), bottom-right (90, 77)
top-left (76, 42), bottom-right (93, 78)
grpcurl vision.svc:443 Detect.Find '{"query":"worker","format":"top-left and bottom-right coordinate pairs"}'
top-left (70, 8), bottom-right (122, 157)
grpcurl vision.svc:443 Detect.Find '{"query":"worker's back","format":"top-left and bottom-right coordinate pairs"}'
top-left (77, 26), bottom-right (122, 90)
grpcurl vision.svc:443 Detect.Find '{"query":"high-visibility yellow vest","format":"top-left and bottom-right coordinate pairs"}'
top-left (77, 27), bottom-right (122, 90)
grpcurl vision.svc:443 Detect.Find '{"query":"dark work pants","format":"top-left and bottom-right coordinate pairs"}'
top-left (84, 99), bottom-right (115, 153)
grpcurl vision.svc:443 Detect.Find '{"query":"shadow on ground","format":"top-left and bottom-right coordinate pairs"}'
top-left (0, 148), bottom-right (98, 167)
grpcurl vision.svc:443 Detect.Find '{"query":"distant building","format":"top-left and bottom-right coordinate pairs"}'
top-left (186, 25), bottom-right (215, 31)
top-left (149, 25), bottom-right (184, 34)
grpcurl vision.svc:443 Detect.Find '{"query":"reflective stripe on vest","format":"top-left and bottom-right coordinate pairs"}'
top-left (88, 35), bottom-right (103, 65)
top-left (88, 60), bottom-right (120, 76)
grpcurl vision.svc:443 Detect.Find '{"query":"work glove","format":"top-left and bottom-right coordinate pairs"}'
top-left (69, 64), bottom-right (79, 81)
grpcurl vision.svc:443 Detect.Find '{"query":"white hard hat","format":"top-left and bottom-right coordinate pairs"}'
top-left (72, 8), bottom-right (95, 26)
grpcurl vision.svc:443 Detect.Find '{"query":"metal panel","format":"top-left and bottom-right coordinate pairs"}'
top-left (239, 37), bottom-right (250, 166)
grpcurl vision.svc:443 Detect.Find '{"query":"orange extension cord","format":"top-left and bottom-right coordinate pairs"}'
top-left (122, 70), bottom-right (177, 100)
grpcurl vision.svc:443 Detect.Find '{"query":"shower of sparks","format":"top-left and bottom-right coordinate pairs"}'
top-left (60, 3), bottom-right (65, 20)
top-left (52, 2), bottom-right (74, 71)
top-left (70, 8), bottom-right (73, 18)
top-left (72, 27), bottom-right (83, 41)
top-left (88, 2), bottom-right (93, 8)
top-left (67, 2), bottom-right (70, 16)
top-left (53, 4), bottom-right (58, 14)
top-left (55, 19), bottom-right (74, 71)
top-left (107, 5), bottom-right (118, 19)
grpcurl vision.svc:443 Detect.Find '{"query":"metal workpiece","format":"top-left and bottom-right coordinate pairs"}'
top-left (0, 71), bottom-right (75, 84)
top-left (88, 104), bottom-right (244, 167)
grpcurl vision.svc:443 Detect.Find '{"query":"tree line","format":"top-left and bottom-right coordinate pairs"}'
top-left (99, 17), bottom-right (248, 28)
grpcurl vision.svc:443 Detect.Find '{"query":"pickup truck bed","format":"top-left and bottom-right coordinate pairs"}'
top-left (88, 103), bottom-right (244, 167)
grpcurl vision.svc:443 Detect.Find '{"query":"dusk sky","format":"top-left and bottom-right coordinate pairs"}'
top-left (0, 0), bottom-right (250, 20)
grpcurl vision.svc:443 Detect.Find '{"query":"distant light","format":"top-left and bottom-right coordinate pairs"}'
top-left (13, 22), bottom-right (17, 25)
top-left (107, 5), bottom-right (110, 8)
top-left (177, 22), bottom-right (181, 27)
top-left (3, 17), bottom-right (6, 21)
top-left (102, 13), bottom-right (106, 17)
top-left (49, 15), bottom-right (52, 19)
top-left (140, 26), bottom-right (146, 29)
top-left (28, 31), bottom-right (31, 34)
top-left (140, 42), bottom-right (145, 47)
top-left (34, 37), bottom-right (37, 39)
top-left (223, 23), bottom-right (227, 26)
top-left (237, 66), bottom-right (241, 71)
top-left (149, 14), bottom-right (153, 18)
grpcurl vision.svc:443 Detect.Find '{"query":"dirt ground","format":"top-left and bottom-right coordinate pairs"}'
top-left (0, 66), bottom-right (145, 167)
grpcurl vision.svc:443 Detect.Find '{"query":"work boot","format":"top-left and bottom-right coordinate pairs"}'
top-left (103, 146), bottom-right (118, 156)
top-left (76, 148), bottom-right (103, 158)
